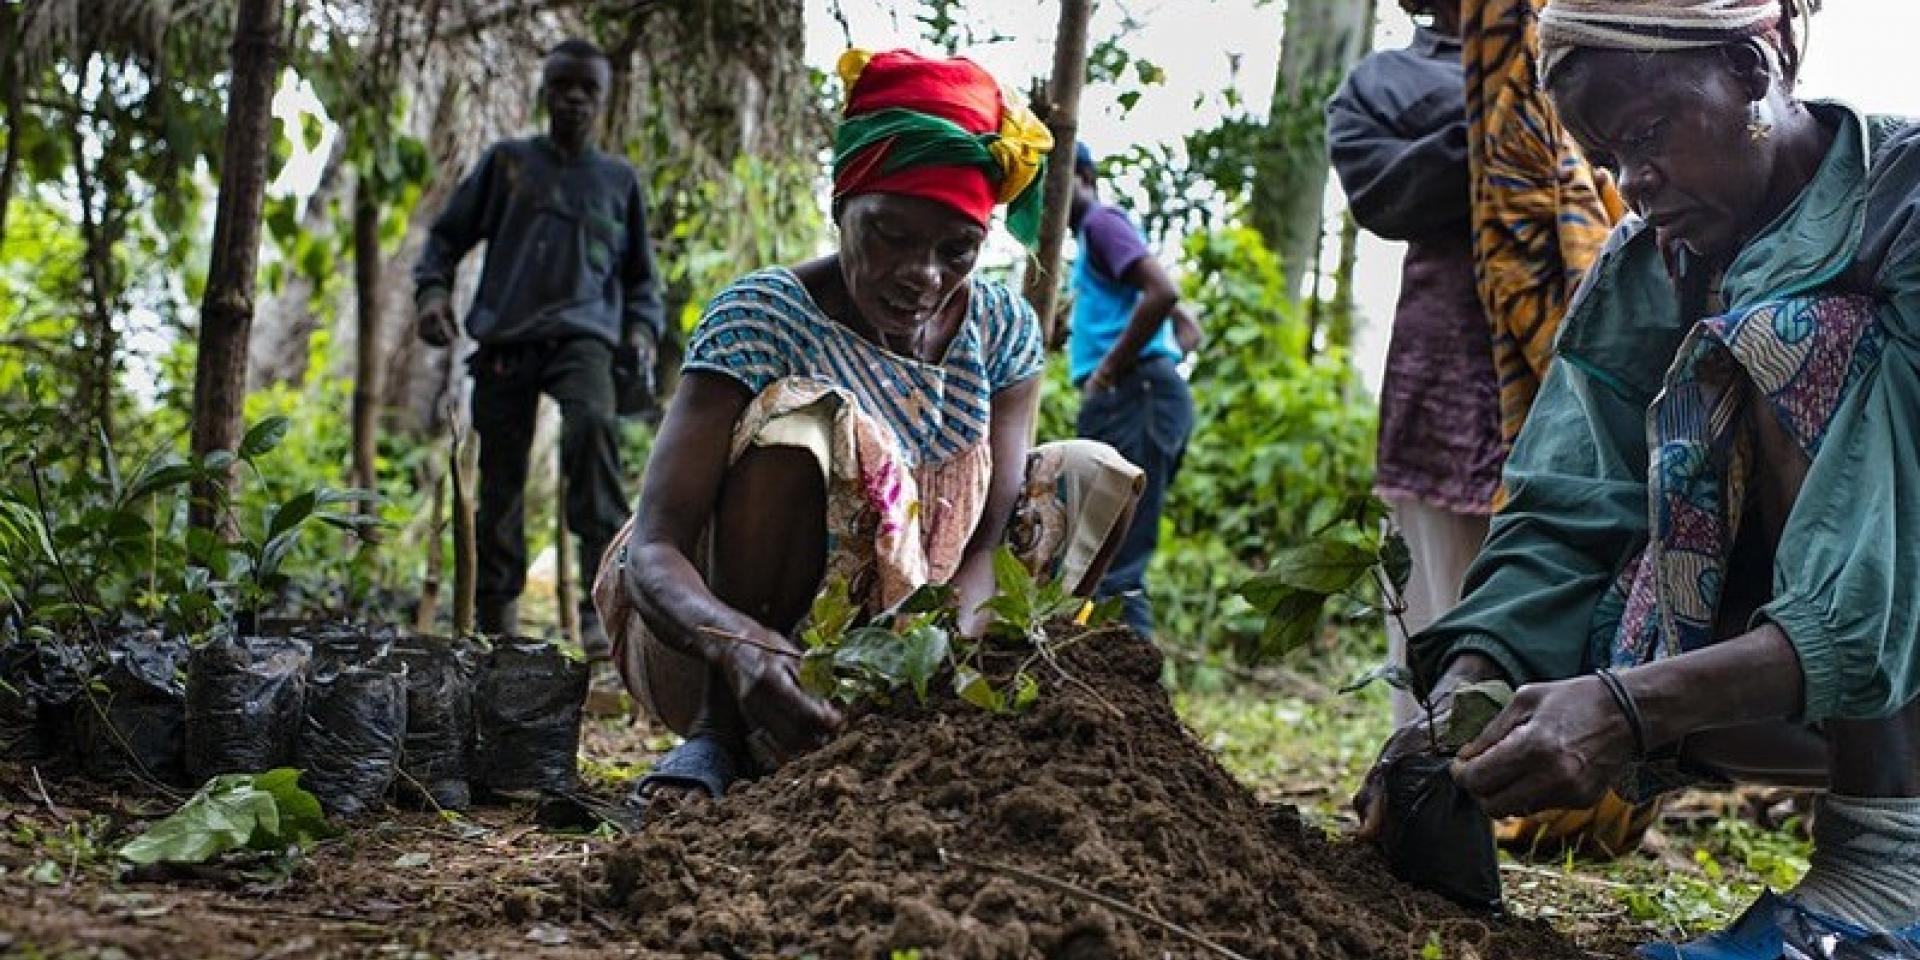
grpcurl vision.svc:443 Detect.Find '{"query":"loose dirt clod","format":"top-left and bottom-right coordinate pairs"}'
top-left (605, 631), bottom-right (1583, 959)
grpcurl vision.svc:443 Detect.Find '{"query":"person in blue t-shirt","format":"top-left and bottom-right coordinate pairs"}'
top-left (1068, 143), bottom-right (1200, 638)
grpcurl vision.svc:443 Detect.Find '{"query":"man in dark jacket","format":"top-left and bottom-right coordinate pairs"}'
top-left (1326, 1), bottom-right (1503, 727)
top-left (413, 39), bottom-right (664, 654)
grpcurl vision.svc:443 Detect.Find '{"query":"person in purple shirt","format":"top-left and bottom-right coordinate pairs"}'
top-left (1325, 1), bottom-right (1502, 727)
top-left (1068, 143), bottom-right (1201, 638)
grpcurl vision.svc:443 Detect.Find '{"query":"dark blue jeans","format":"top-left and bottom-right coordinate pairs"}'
top-left (1075, 356), bottom-right (1194, 638)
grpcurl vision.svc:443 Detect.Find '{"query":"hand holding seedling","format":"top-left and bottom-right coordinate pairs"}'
top-left (1350, 651), bottom-right (1508, 841)
top-left (722, 628), bottom-right (844, 763)
top-left (1449, 674), bottom-right (1639, 819)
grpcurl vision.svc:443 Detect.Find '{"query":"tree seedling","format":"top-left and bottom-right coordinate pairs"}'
top-left (790, 547), bottom-right (1112, 716)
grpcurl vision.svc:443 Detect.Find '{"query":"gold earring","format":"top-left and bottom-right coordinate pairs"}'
top-left (1748, 100), bottom-right (1775, 141)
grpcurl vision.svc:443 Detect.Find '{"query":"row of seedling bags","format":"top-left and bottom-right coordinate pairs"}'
top-left (0, 625), bottom-right (589, 817)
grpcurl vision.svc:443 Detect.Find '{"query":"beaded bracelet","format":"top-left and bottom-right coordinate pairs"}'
top-left (1594, 667), bottom-right (1649, 760)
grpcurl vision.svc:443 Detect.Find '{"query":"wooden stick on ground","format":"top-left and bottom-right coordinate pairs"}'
top-left (555, 440), bottom-right (578, 646)
top-left (449, 409), bottom-right (479, 637)
top-left (943, 850), bottom-right (1252, 960)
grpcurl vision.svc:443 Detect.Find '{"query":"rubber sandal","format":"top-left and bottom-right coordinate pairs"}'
top-left (1637, 891), bottom-right (1920, 960)
top-left (624, 734), bottom-right (749, 823)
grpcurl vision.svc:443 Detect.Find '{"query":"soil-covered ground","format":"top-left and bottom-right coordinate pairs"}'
top-left (604, 632), bottom-right (1579, 960)
top-left (1, 632), bottom-right (1607, 960)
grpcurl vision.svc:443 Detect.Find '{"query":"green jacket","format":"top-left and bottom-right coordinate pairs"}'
top-left (1412, 104), bottom-right (1920, 723)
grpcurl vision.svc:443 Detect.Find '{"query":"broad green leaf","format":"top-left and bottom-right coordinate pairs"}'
top-left (200, 450), bottom-right (236, 474)
top-left (1379, 530), bottom-right (1413, 599)
top-left (259, 530), bottom-right (301, 580)
top-left (832, 627), bottom-right (909, 687)
top-left (989, 546), bottom-right (1035, 617)
top-left (1237, 586), bottom-right (1328, 663)
top-left (797, 651), bottom-right (838, 699)
top-left (316, 488), bottom-right (380, 507)
top-left (799, 576), bottom-right (858, 651)
top-left (897, 624), bottom-right (950, 703)
top-left (251, 768), bottom-right (332, 844)
top-left (268, 490), bottom-right (319, 540)
top-left (239, 417), bottom-right (291, 460)
top-left (1259, 539), bottom-right (1377, 594)
top-left (118, 774), bottom-right (284, 865)
top-left (1442, 679), bottom-right (1515, 752)
top-left (955, 668), bottom-right (1004, 713)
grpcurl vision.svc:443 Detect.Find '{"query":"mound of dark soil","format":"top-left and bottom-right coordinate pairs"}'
top-left (604, 633), bottom-right (1581, 959)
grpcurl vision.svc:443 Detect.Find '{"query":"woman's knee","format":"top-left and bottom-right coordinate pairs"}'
top-left (710, 444), bottom-right (828, 632)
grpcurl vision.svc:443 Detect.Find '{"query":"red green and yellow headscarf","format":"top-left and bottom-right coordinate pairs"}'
top-left (833, 48), bottom-right (1053, 246)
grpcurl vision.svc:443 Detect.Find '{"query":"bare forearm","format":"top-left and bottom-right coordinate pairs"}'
top-left (1619, 623), bottom-right (1803, 749)
top-left (1102, 289), bottom-right (1176, 371)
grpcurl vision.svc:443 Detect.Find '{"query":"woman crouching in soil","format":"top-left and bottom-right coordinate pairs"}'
top-left (1355, 1), bottom-right (1920, 955)
top-left (592, 49), bottom-right (1142, 812)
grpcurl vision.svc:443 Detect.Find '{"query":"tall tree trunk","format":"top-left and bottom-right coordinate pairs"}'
top-left (1254, 0), bottom-right (1372, 300)
top-left (70, 114), bottom-right (118, 445)
top-left (1020, 0), bottom-right (1093, 344)
top-left (1325, 210), bottom-right (1362, 354)
top-left (189, 0), bottom-right (285, 529)
top-left (351, 179), bottom-right (382, 506)
top-left (0, 3), bottom-right (22, 245)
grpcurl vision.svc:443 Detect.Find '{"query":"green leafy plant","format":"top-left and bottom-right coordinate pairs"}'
top-left (790, 548), bottom-right (1111, 716)
top-left (117, 768), bottom-right (336, 867)
top-left (795, 579), bottom-right (954, 707)
top-left (187, 415), bottom-right (381, 633)
top-left (1236, 496), bottom-right (1406, 663)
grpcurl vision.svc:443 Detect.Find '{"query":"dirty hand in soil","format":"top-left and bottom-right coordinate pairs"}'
top-left (1353, 650), bottom-right (1505, 840)
top-left (724, 632), bottom-right (844, 760)
top-left (1451, 675), bottom-right (1638, 818)
top-left (416, 293), bottom-right (458, 348)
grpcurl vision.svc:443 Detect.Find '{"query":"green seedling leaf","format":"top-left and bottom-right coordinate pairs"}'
top-left (259, 530), bottom-right (302, 580)
top-left (199, 450), bottom-right (236, 475)
top-left (1380, 530), bottom-right (1413, 598)
top-left (1340, 663), bottom-right (1416, 696)
top-left (251, 768), bottom-right (331, 844)
top-left (1259, 538), bottom-right (1378, 594)
top-left (1442, 679), bottom-right (1515, 752)
top-left (1008, 671), bottom-right (1040, 713)
top-left (800, 577), bottom-right (859, 651)
top-left (122, 460), bottom-right (196, 505)
top-left (989, 546), bottom-right (1036, 617)
top-left (1234, 578), bottom-right (1329, 662)
top-left (798, 650), bottom-right (838, 699)
top-left (268, 489), bottom-right (319, 540)
top-left (877, 583), bottom-right (956, 626)
top-left (118, 769), bottom-right (332, 866)
top-left (831, 627), bottom-right (910, 690)
top-left (955, 668), bottom-right (1005, 713)
top-left (1087, 595), bottom-right (1127, 628)
top-left (239, 416), bottom-right (292, 460)
top-left (316, 488), bottom-right (380, 507)
top-left (897, 623), bottom-right (950, 703)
